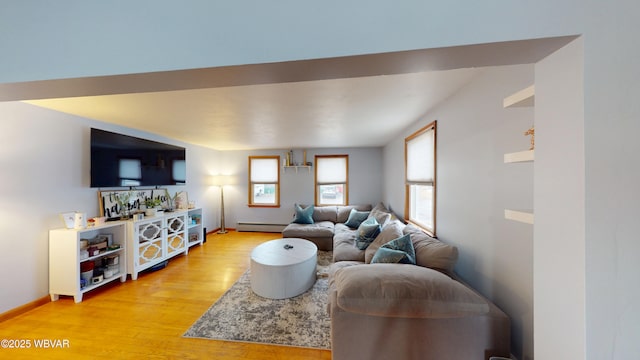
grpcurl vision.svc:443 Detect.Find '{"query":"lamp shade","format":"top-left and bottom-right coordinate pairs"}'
top-left (212, 175), bottom-right (231, 187)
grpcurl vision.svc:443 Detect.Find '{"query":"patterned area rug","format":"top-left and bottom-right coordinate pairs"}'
top-left (183, 251), bottom-right (333, 350)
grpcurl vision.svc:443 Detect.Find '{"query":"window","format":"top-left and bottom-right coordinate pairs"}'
top-left (248, 156), bottom-right (280, 207)
top-left (405, 121), bottom-right (436, 236)
top-left (315, 155), bottom-right (348, 206)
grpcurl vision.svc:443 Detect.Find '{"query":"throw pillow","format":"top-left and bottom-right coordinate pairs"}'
top-left (365, 220), bottom-right (405, 263)
top-left (371, 234), bottom-right (416, 265)
top-left (368, 202), bottom-right (392, 227)
top-left (354, 217), bottom-right (381, 250)
top-left (344, 209), bottom-right (370, 228)
top-left (292, 204), bottom-right (314, 224)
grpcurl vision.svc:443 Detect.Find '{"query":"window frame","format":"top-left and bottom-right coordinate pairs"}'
top-left (314, 154), bottom-right (349, 206)
top-left (248, 155), bottom-right (281, 208)
top-left (404, 120), bottom-right (437, 236)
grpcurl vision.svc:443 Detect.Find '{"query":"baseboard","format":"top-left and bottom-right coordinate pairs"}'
top-left (0, 296), bottom-right (50, 323)
top-left (236, 222), bottom-right (287, 233)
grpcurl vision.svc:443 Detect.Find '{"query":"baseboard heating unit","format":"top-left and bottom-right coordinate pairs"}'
top-left (236, 222), bottom-right (288, 233)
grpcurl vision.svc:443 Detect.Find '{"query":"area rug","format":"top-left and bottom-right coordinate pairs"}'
top-left (183, 251), bottom-right (333, 350)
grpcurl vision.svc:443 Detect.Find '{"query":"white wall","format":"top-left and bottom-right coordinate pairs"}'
top-left (583, 1), bottom-right (640, 358)
top-left (216, 147), bottom-right (384, 229)
top-left (0, 102), bottom-right (220, 313)
top-left (383, 64), bottom-right (535, 360)
top-left (534, 38), bottom-right (585, 360)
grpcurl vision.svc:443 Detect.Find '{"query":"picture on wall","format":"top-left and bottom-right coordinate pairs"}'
top-left (98, 189), bottom-right (170, 220)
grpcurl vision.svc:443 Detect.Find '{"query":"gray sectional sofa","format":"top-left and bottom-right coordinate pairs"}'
top-left (282, 203), bottom-right (511, 360)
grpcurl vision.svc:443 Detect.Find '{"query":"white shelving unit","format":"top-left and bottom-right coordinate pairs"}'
top-left (49, 206), bottom-right (205, 302)
top-left (504, 85), bottom-right (535, 224)
top-left (49, 222), bottom-right (127, 303)
top-left (187, 207), bottom-right (205, 247)
top-left (127, 210), bottom-right (189, 280)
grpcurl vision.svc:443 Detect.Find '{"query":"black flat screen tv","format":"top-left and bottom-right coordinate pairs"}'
top-left (90, 128), bottom-right (186, 188)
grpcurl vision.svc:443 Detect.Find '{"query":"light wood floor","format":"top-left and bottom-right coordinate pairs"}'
top-left (0, 231), bottom-right (332, 360)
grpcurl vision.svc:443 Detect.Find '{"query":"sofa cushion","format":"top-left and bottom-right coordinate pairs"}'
top-left (333, 223), bottom-right (366, 262)
top-left (354, 217), bottom-right (381, 250)
top-left (365, 220), bottom-right (405, 263)
top-left (313, 205), bottom-right (338, 222)
top-left (371, 233), bottom-right (416, 265)
top-left (283, 221), bottom-right (335, 238)
top-left (403, 224), bottom-right (459, 273)
top-left (344, 209), bottom-right (370, 228)
top-left (368, 202), bottom-right (393, 227)
top-left (336, 204), bottom-right (372, 223)
top-left (293, 204), bottom-right (314, 224)
top-left (332, 263), bottom-right (489, 318)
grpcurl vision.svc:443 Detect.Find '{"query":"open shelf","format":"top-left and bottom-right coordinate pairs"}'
top-left (283, 165), bottom-right (311, 173)
top-left (503, 85), bottom-right (535, 108)
top-left (504, 209), bottom-right (534, 224)
top-left (504, 149), bottom-right (534, 163)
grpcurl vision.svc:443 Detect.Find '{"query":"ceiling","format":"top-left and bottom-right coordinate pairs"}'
top-left (7, 36), bottom-right (576, 151)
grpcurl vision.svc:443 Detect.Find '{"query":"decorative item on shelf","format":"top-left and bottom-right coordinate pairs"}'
top-left (63, 212), bottom-right (77, 228)
top-left (175, 191), bottom-right (189, 210)
top-left (524, 126), bottom-right (535, 150)
top-left (285, 150), bottom-right (293, 166)
top-left (73, 212), bottom-right (86, 229)
top-left (116, 191), bottom-right (133, 219)
top-left (87, 246), bottom-right (99, 257)
top-left (87, 216), bottom-right (106, 227)
top-left (60, 211), bottom-right (85, 229)
top-left (80, 261), bottom-right (94, 285)
top-left (145, 198), bottom-right (162, 216)
top-left (165, 190), bottom-right (179, 211)
top-left (107, 244), bottom-right (121, 251)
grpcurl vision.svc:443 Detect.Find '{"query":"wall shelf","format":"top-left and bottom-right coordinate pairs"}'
top-left (283, 165), bottom-right (311, 173)
top-left (504, 209), bottom-right (534, 224)
top-left (504, 149), bottom-right (534, 163)
top-left (503, 85), bottom-right (535, 225)
top-left (503, 85), bottom-right (535, 108)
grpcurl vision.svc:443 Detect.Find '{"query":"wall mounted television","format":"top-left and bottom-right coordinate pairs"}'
top-left (90, 128), bottom-right (186, 188)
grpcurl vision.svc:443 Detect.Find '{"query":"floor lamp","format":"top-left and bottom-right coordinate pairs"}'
top-left (213, 175), bottom-right (229, 234)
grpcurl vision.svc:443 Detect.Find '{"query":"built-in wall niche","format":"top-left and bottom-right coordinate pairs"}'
top-left (503, 85), bottom-right (535, 224)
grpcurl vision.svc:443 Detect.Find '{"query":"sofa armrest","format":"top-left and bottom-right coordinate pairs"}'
top-left (331, 263), bottom-right (489, 318)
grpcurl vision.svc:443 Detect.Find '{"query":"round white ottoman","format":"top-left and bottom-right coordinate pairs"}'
top-left (250, 238), bottom-right (318, 299)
